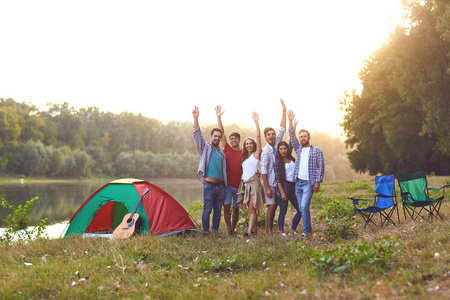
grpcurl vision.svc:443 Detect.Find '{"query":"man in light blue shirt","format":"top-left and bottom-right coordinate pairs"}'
top-left (192, 106), bottom-right (227, 235)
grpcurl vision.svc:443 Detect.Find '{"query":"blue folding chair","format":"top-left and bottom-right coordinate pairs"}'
top-left (349, 174), bottom-right (399, 229)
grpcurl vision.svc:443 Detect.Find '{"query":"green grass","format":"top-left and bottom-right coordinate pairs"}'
top-left (1, 177), bottom-right (449, 299)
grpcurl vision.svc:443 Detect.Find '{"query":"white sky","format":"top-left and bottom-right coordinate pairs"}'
top-left (0, 0), bottom-right (403, 137)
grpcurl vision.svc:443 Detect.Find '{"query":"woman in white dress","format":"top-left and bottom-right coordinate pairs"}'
top-left (237, 112), bottom-right (265, 237)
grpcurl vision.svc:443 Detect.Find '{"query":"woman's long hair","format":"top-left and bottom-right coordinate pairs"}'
top-left (275, 141), bottom-right (295, 183)
top-left (241, 137), bottom-right (257, 164)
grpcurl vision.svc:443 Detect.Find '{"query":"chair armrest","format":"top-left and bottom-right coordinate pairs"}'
top-left (376, 194), bottom-right (393, 198)
top-left (427, 184), bottom-right (449, 198)
top-left (427, 184), bottom-right (450, 191)
top-left (427, 187), bottom-right (441, 191)
top-left (348, 197), bottom-right (375, 205)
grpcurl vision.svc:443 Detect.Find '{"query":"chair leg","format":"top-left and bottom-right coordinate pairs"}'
top-left (403, 204), bottom-right (414, 220)
top-left (359, 211), bottom-right (378, 230)
top-left (431, 200), bottom-right (443, 220)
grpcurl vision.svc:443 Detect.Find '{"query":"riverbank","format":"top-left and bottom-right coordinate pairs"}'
top-left (0, 177), bottom-right (449, 298)
top-left (0, 176), bottom-right (201, 184)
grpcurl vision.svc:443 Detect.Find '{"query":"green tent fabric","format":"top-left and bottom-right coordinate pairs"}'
top-left (65, 183), bottom-right (149, 236)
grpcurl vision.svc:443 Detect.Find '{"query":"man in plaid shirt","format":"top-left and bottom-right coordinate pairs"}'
top-left (287, 109), bottom-right (325, 236)
top-left (261, 99), bottom-right (287, 235)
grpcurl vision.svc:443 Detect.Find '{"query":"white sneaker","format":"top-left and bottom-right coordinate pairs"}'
top-left (291, 231), bottom-right (300, 236)
top-left (280, 232), bottom-right (288, 238)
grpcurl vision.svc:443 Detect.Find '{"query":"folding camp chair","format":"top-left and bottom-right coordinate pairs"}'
top-left (349, 174), bottom-right (399, 229)
top-left (397, 171), bottom-right (449, 221)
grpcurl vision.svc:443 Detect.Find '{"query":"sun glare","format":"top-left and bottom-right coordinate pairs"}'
top-left (0, 1), bottom-right (405, 137)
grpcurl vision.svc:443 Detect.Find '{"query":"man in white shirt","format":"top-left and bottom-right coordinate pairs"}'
top-left (287, 109), bottom-right (325, 236)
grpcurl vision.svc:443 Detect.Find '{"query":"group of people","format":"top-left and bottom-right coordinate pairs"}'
top-left (192, 100), bottom-right (325, 237)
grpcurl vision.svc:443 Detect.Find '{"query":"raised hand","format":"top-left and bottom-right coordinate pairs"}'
top-left (280, 99), bottom-right (286, 111)
top-left (192, 106), bottom-right (199, 119)
top-left (215, 105), bottom-right (224, 118)
top-left (287, 109), bottom-right (295, 122)
top-left (252, 112), bottom-right (259, 123)
top-left (294, 119), bottom-right (299, 131)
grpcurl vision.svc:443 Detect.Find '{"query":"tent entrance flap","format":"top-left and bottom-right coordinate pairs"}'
top-left (112, 202), bottom-right (128, 229)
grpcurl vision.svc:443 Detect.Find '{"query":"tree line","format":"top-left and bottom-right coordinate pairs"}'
top-left (339, 0), bottom-right (449, 175)
top-left (0, 97), bottom-right (367, 181)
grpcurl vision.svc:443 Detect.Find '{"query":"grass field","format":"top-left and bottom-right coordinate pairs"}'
top-left (0, 176), bottom-right (449, 299)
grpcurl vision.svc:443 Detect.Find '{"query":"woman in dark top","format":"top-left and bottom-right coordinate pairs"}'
top-left (274, 141), bottom-right (301, 237)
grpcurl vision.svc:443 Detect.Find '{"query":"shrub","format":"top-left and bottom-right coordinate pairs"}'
top-left (315, 196), bottom-right (355, 241)
top-left (0, 197), bottom-right (47, 244)
top-left (298, 236), bottom-right (400, 274)
top-left (237, 209), bottom-right (274, 230)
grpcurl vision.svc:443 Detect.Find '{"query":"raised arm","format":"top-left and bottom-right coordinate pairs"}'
top-left (280, 99), bottom-right (287, 128)
top-left (274, 99), bottom-right (287, 146)
top-left (193, 106), bottom-right (199, 129)
top-left (288, 118), bottom-right (298, 156)
top-left (288, 109), bottom-right (295, 130)
top-left (287, 109), bottom-right (301, 152)
top-left (253, 112), bottom-right (262, 159)
top-left (215, 105), bottom-right (227, 148)
top-left (192, 106), bottom-right (205, 155)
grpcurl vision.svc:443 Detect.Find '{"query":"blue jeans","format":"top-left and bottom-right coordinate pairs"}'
top-left (295, 180), bottom-right (314, 235)
top-left (278, 182), bottom-right (301, 232)
top-left (224, 186), bottom-right (239, 209)
top-left (202, 181), bottom-right (225, 234)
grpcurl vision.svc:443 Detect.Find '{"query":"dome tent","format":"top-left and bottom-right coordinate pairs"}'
top-left (64, 178), bottom-right (198, 237)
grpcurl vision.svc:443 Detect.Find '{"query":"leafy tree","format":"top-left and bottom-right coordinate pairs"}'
top-left (72, 149), bottom-right (94, 177)
top-left (340, 0), bottom-right (450, 175)
top-left (45, 102), bottom-right (84, 149)
top-left (85, 144), bottom-right (108, 175)
top-left (115, 152), bottom-right (136, 177)
top-left (19, 140), bottom-right (50, 176)
top-left (46, 145), bottom-right (65, 177)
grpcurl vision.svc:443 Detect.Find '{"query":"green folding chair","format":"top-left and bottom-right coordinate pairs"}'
top-left (397, 171), bottom-right (449, 221)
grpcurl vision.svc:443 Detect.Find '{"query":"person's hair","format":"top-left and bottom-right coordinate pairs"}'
top-left (229, 132), bottom-right (241, 140)
top-left (241, 137), bottom-right (256, 164)
top-left (264, 127), bottom-right (275, 137)
top-left (298, 129), bottom-right (310, 138)
top-left (210, 128), bottom-right (223, 136)
top-left (275, 141), bottom-right (295, 183)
